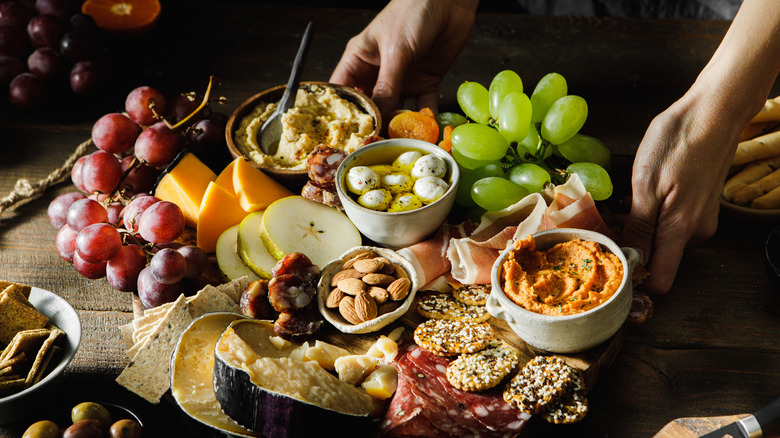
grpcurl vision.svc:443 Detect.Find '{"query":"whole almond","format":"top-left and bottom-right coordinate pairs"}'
top-left (353, 258), bottom-right (384, 274)
top-left (326, 288), bottom-right (346, 308)
top-left (380, 259), bottom-right (395, 275)
top-left (354, 291), bottom-right (378, 322)
top-left (368, 286), bottom-right (389, 304)
top-left (339, 296), bottom-right (363, 324)
top-left (330, 268), bottom-right (363, 287)
top-left (342, 251), bottom-right (376, 270)
top-left (362, 273), bottom-right (396, 287)
top-left (387, 277), bottom-right (411, 301)
top-left (393, 264), bottom-right (409, 280)
top-left (338, 277), bottom-right (367, 295)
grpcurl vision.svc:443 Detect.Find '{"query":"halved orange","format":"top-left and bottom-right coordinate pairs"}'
top-left (81, 0), bottom-right (161, 36)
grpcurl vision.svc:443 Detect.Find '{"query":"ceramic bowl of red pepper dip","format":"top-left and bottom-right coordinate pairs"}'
top-left (487, 228), bottom-right (640, 353)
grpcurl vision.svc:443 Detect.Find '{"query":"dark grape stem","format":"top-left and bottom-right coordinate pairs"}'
top-left (168, 75), bottom-right (220, 131)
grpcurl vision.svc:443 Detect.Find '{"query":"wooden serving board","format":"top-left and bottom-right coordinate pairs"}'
top-left (653, 414), bottom-right (747, 438)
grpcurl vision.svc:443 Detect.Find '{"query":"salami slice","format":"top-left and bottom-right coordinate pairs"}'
top-left (380, 362), bottom-right (445, 438)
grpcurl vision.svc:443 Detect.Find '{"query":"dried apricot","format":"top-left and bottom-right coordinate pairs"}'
top-left (438, 125), bottom-right (454, 152)
top-left (388, 110), bottom-right (440, 144)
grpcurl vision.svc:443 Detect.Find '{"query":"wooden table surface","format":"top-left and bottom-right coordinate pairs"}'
top-left (2, 3), bottom-right (779, 437)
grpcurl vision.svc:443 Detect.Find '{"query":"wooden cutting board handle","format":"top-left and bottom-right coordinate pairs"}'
top-left (653, 414), bottom-right (748, 438)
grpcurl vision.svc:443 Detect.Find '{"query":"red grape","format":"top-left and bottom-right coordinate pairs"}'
top-left (119, 156), bottom-right (158, 196)
top-left (35, 0), bottom-right (73, 18)
top-left (150, 247), bottom-right (186, 285)
top-left (0, 1), bottom-right (34, 28)
top-left (106, 201), bottom-right (124, 227)
top-left (92, 113), bottom-right (140, 155)
top-left (122, 195), bottom-right (159, 232)
top-left (125, 86), bottom-right (166, 126)
top-left (166, 92), bottom-right (201, 125)
top-left (48, 191), bottom-right (86, 229)
top-left (26, 14), bottom-right (65, 49)
top-left (0, 55), bottom-right (23, 87)
top-left (177, 245), bottom-right (209, 279)
top-left (9, 72), bottom-right (45, 109)
top-left (137, 200), bottom-right (184, 243)
top-left (73, 249), bottom-right (107, 279)
top-left (134, 121), bottom-right (183, 167)
top-left (107, 244), bottom-right (147, 292)
top-left (0, 24), bottom-right (30, 58)
top-left (55, 224), bottom-right (78, 263)
top-left (81, 150), bottom-right (122, 194)
top-left (71, 155), bottom-right (87, 192)
top-left (66, 197), bottom-right (107, 232)
top-left (27, 46), bottom-right (65, 79)
top-left (59, 30), bottom-right (96, 63)
top-left (75, 222), bottom-right (121, 263)
top-left (69, 13), bottom-right (97, 33)
top-left (137, 266), bottom-right (182, 308)
top-left (69, 60), bottom-right (105, 95)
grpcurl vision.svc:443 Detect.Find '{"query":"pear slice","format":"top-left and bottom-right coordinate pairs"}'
top-left (237, 211), bottom-right (276, 279)
top-left (259, 196), bottom-right (362, 269)
top-left (216, 224), bottom-right (261, 282)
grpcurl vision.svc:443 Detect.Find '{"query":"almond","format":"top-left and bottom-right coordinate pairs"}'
top-left (339, 296), bottom-right (363, 324)
top-left (362, 273), bottom-right (396, 287)
top-left (326, 288), bottom-right (346, 308)
top-left (354, 291), bottom-right (378, 322)
top-left (393, 264), bottom-right (409, 280)
top-left (330, 268), bottom-right (363, 287)
top-left (353, 258), bottom-right (384, 274)
top-left (387, 277), bottom-right (411, 301)
top-left (368, 286), bottom-right (389, 304)
top-left (338, 277), bottom-right (367, 295)
top-left (342, 250), bottom-right (376, 270)
top-left (380, 259), bottom-right (396, 275)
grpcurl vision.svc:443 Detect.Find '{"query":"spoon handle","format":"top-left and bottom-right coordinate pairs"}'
top-left (278, 21), bottom-right (315, 113)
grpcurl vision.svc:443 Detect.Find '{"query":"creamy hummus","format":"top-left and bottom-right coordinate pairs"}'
top-left (501, 235), bottom-right (623, 316)
top-left (234, 85), bottom-right (375, 170)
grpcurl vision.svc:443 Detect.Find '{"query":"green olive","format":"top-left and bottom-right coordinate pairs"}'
top-left (71, 402), bottom-right (112, 429)
top-left (109, 419), bottom-right (143, 438)
top-left (22, 420), bottom-right (60, 438)
top-left (63, 419), bottom-right (103, 438)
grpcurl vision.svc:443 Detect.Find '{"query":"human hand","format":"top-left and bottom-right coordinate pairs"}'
top-left (329, 0), bottom-right (478, 122)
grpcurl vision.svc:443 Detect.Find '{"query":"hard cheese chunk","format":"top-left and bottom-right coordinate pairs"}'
top-left (213, 159), bottom-right (236, 194)
top-left (196, 182), bottom-right (248, 253)
top-left (232, 157), bottom-right (294, 212)
top-left (154, 152), bottom-right (217, 228)
top-left (361, 364), bottom-right (398, 400)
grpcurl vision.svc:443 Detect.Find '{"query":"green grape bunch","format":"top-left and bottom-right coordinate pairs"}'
top-left (445, 70), bottom-right (613, 215)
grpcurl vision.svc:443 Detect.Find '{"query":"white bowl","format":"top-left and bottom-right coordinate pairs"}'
top-left (0, 287), bottom-right (81, 425)
top-left (335, 138), bottom-right (459, 249)
top-left (487, 228), bottom-right (639, 353)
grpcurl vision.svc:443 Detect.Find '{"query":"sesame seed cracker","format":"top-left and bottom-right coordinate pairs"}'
top-left (446, 339), bottom-right (521, 391)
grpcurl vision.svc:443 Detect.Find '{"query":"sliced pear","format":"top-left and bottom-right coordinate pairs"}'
top-left (259, 196), bottom-right (362, 269)
top-left (216, 224), bottom-right (261, 282)
top-left (237, 210), bottom-right (276, 279)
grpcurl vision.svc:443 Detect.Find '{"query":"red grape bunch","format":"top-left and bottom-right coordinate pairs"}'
top-left (48, 80), bottom-right (230, 309)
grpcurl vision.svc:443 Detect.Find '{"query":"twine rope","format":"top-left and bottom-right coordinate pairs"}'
top-left (0, 138), bottom-right (94, 218)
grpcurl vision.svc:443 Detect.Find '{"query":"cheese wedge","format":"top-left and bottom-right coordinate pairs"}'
top-left (214, 158), bottom-right (236, 194)
top-left (232, 157), bottom-right (294, 212)
top-left (196, 182), bottom-right (248, 253)
top-left (154, 152), bottom-right (217, 228)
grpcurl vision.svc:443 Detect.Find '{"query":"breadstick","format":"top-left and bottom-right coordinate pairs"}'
top-left (739, 121), bottom-right (780, 142)
top-left (723, 155), bottom-right (780, 201)
top-left (732, 130), bottom-right (780, 166)
top-left (749, 96), bottom-right (780, 124)
top-left (751, 184), bottom-right (780, 209)
top-left (731, 168), bottom-right (780, 205)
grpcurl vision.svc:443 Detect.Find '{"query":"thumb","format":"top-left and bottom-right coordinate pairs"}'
top-left (372, 49), bottom-right (408, 123)
top-left (621, 197), bottom-right (659, 267)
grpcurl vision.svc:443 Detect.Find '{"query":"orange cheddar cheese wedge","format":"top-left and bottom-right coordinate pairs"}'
top-left (214, 158), bottom-right (236, 194)
top-left (196, 181), bottom-right (248, 253)
top-left (232, 157), bottom-right (294, 212)
top-left (154, 152), bottom-right (216, 228)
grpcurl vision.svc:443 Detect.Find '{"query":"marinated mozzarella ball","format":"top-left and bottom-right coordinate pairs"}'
top-left (392, 151), bottom-right (423, 174)
top-left (346, 166), bottom-right (380, 195)
top-left (381, 173), bottom-right (413, 195)
top-left (411, 154), bottom-right (447, 179)
top-left (358, 189), bottom-right (393, 210)
top-left (369, 164), bottom-right (395, 177)
top-left (388, 193), bottom-right (424, 212)
top-left (413, 176), bottom-right (449, 204)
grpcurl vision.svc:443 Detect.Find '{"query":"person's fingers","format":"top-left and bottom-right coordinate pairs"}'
top-left (641, 218), bottom-right (687, 294)
top-left (372, 48), bottom-right (409, 123)
top-left (415, 91), bottom-right (439, 114)
top-left (621, 194), bottom-right (659, 269)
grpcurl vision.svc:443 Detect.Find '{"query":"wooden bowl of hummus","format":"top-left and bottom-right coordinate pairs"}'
top-left (226, 82), bottom-right (381, 189)
top-left (487, 228), bottom-right (640, 353)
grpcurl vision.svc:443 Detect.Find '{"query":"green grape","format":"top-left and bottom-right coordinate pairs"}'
top-left (557, 134), bottom-right (611, 169)
top-left (541, 95), bottom-right (588, 145)
top-left (497, 92), bottom-right (532, 145)
top-left (519, 122), bottom-right (540, 157)
top-left (452, 146), bottom-right (498, 170)
top-left (472, 177), bottom-right (529, 211)
top-left (507, 163), bottom-right (551, 194)
top-left (455, 163), bottom-right (504, 207)
top-left (436, 112), bottom-right (468, 129)
top-left (457, 81), bottom-right (491, 124)
top-left (489, 70), bottom-right (523, 120)
top-left (451, 123), bottom-right (509, 161)
top-left (465, 205), bottom-right (487, 223)
top-left (530, 72), bottom-right (567, 123)
top-left (566, 162), bottom-right (613, 201)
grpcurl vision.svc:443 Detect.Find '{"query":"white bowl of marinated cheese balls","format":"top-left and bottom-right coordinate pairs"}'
top-left (335, 138), bottom-right (459, 249)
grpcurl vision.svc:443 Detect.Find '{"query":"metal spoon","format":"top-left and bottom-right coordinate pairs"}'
top-left (258, 21), bottom-right (315, 156)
